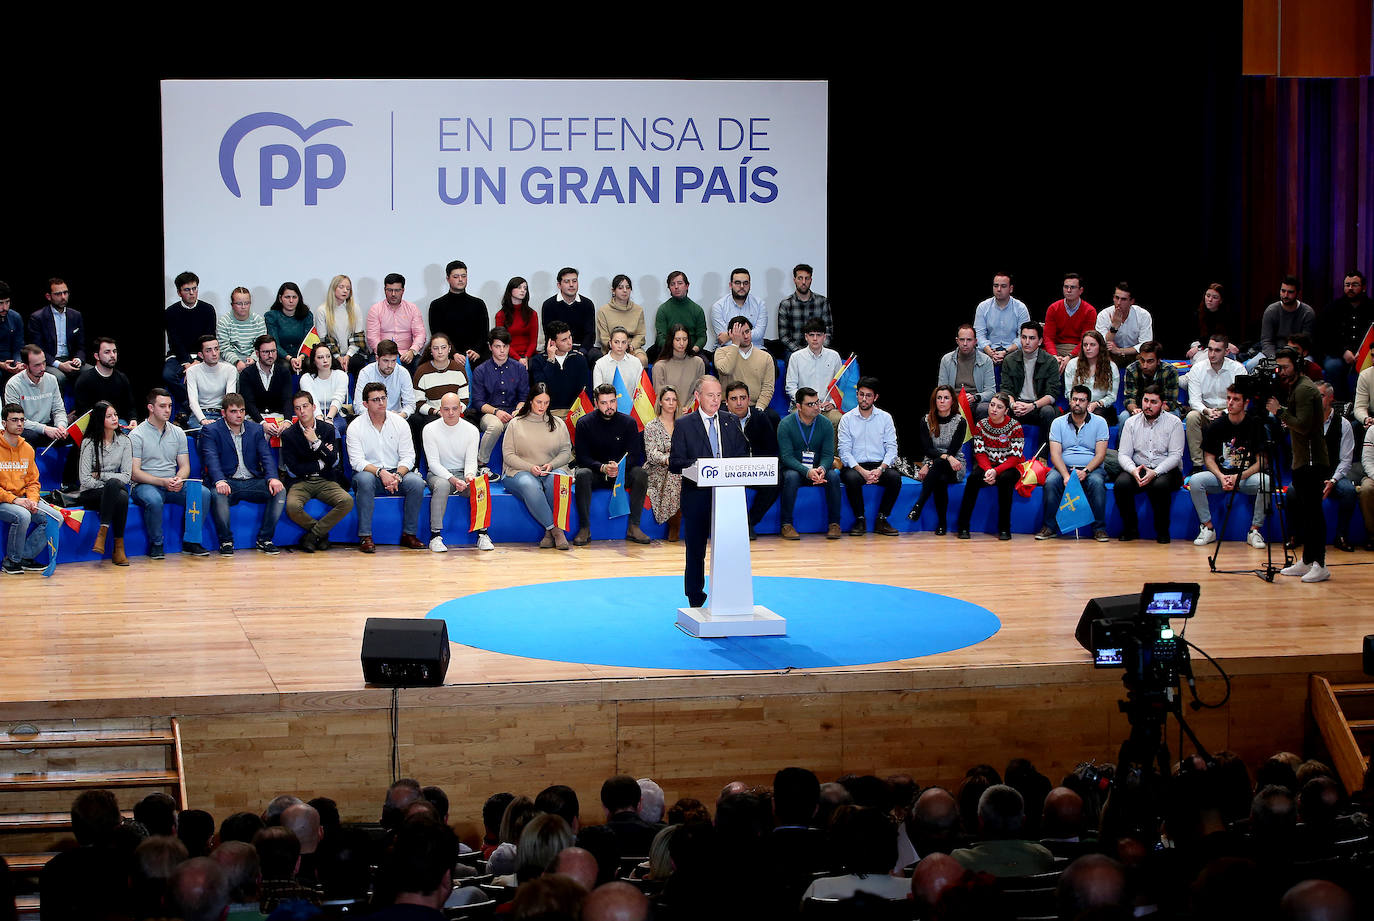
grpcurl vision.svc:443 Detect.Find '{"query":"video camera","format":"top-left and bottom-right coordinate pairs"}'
top-left (1090, 582), bottom-right (1200, 700)
top-left (1234, 357), bottom-right (1280, 406)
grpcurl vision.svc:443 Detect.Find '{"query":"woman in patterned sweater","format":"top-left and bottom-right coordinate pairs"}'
top-left (954, 392), bottom-right (1025, 540)
top-left (908, 385), bottom-right (967, 535)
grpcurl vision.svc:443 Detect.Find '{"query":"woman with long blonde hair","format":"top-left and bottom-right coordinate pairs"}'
top-left (316, 274), bottom-right (365, 372)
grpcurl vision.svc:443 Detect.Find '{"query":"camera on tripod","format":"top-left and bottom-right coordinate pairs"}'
top-left (1088, 582), bottom-right (1200, 700)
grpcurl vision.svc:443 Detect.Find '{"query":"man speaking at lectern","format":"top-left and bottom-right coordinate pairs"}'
top-left (670, 374), bottom-right (749, 607)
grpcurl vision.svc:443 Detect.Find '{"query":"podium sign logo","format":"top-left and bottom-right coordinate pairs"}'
top-left (219, 112), bottom-right (352, 205)
top-left (701, 464), bottom-right (720, 479)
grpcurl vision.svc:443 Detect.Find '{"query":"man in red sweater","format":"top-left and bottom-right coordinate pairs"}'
top-left (1043, 273), bottom-right (1097, 372)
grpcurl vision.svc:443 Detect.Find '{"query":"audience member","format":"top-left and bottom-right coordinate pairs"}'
top-left (909, 385), bottom-right (967, 534)
top-left (542, 267), bottom-right (599, 362)
top-left (281, 390), bottom-right (353, 553)
top-left (1122, 339), bottom-right (1179, 417)
top-left (530, 320), bottom-right (591, 417)
top-left (777, 386), bottom-right (842, 540)
top-left (184, 334), bottom-right (237, 429)
top-left (938, 323), bottom-right (996, 420)
top-left (77, 400), bottom-right (131, 566)
top-left (709, 268), bottom-right (770, 355)
top-left (712, 316), bottom-right (774, 413)
top-left (1062, 330), bottom-right (1120, 424)
top-left (366, 273), bottom-right (426, 373)
top-left (1113, 384), bottom-right (1184, 543)
top-left (238, 335), bottom-right (293, 436)
top-left (597, 274), bottom-right (649, 364)
top-left (218, 286), bottom-right (268, 373)
top-left (643, 387), bottom-right (683, 541)
top-left (955, 393), bottom-right (1023, 541)
top-left (1096, 281), bottom-right (1153, 369)
top-left (315, 274), bottom-right (366, 372)
top-left (200, 393), bottom-right (285, 556)
top-left (423, 392), bottom-right (491, 552)
top-left (163, 271), bottom-right (217, 414)
top-left (950, 784), bottom-right (1056, 876)
top-left (1043, 272), bottom-right (1097, 370)
top-left (502, 383), bottom-right (574, 549)
top-left (1259, 275), bottom-right (1316, 361)
top-left (1001, 321), bottom-right (1061, 432)
top-left (974, 272), bottom-right (1031, 365)
top-left (777, 263), bottom-right (831, 354)
top-left (353, 338), bottom-right (418, 419)
top-left (472, 327), bottom-right (529, 476)
top-left (1037, 385), bottom-right (1109, 542)
top-left (495, 277), bottom-right (539, 364)
top-left (347, 381), bottom-right (427, 553)
top-left (130, 388), bottom-right (209, 559)
top-left (264, 281), bottom-right (315, 372)
top-left (428, 261), bottom-right (490, 366)
top-left (651, 270), bottom-right (707, 362)
top-left (4, 345), bottom-right (66, 446)
top-left (837, 376), bottom-right (901, 536)
top-left (725, 381), bottom-right (780, 540)
top-left (72, 336), bottom-right (135, 423)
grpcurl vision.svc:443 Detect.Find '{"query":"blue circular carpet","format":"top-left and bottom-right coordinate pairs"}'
top-left (427, 576), bottom-right (1001, 672)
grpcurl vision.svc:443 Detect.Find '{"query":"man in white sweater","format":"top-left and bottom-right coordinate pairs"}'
top-left (422, 393), bottom-right (492, 552)
top-left (184, 335), bottom-right (238, 429)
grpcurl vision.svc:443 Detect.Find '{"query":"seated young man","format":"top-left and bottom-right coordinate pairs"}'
top-left (1188, 382), bottom-right (1272, 548)
top-left (130, 388), bottom-right (210, 559)
top-left (572, 384), bottom-right (650, 546)
top-left (777, 387), bottom-right (842, 540)
top-left (0, 402), bottom-right (47, 574)
top-left (199, 393), bottom-right (286, 555)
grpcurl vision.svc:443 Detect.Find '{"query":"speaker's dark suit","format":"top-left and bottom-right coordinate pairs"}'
top-left (669, 411), bottom-right (749, 607)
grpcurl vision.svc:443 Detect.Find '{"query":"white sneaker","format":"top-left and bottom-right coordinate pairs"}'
top-left (429, 536), bottom-right (448, 553)
top-left (1279, 560), bottom-right (1311, 577)
top-left (477, 534), bottom-right (495, 551)
top-left (1246, 529), bottom-right (1266, 549)
top-left (1194, 525), bottom-right (1217, 546)
top-left (1301, 562), bottom-right (1331, 583)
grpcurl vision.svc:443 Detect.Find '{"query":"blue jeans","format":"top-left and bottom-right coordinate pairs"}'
top-left (1323, 355), bottom-right (1354, 400)
top-left (0, 502), bottom-right (48, 562)
top-left (1042, 467), bottom-right (1107, 534)
top-left (505, 469), bottom-right (570, 529)
top-left (209, 477), bottom-right (286, 544)
top-left (780, 467), bottom-right (842, 526)
top-left (131, 482), bottom-right (191, 546)
top-left (352, 469), bottom-right (425, 537)
top-left (1188, 471), bottom-right (1270, 529)
top-left (162, 357), bottom-right (190, 416)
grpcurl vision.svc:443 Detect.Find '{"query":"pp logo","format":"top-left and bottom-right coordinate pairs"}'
top-left (702, 466), bottom-right (719, 479)
top-left (218, 112), bottom-right (352, 205)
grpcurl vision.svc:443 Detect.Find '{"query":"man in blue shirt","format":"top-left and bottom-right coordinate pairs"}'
top-left (1037, 385), bottom-right (1109, 541)
top-left (470, 327), bottom-right (529, 476)
top-left (837, 376), bottom-right (901, 536)
top-left (777, 387), bottom-right (842, 540)
top-left (973, 273), bottom-right (1031, 366)
top-left (199, 393), bottom-right (286, 555)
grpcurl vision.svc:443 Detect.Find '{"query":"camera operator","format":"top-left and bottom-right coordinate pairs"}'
top-left (1266, 347), bottom-right (1330, 582)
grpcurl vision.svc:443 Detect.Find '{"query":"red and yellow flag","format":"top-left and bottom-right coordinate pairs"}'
top-left (1354, 323), bottom-right (1374, 373)
top-left (565, 389), bottom-right (593, 443)
top-left (956, 387), bottom-right (975, 445)
top-left (468, 473), bottom-right (491, 531)
top-left (297, 326), bottom-right (322, 360)
top-left (551, 472), bottom-right (573, 531)
top-left (630, 370), bottom-right (657, 431)
top-left (58, 507), bottom-right (86, 533)
top-left (64, 410), bottom-right (93, 447)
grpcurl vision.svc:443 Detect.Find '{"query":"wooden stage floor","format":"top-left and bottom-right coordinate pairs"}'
top-left (0, 534), bottom-right (1368, 824)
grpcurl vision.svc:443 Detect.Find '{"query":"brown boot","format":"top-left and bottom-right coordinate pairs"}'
top-left (666, 511), bottom-right (681, 542)
top-left (92, 524), bottom-right (109, 556)
top-left (111, 538), bottom-right (129, 566)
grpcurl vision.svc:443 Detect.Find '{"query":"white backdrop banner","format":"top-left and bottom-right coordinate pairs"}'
top-left (161, 79), bottom-right (828, 340)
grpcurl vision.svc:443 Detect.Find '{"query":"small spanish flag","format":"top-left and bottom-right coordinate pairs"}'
top-left (297, 326), bottom-right (322, 361)
top-left (1354, 323), bottom-right (1374, 373)
top-left (57, 506), bottom-right (86, 533)
top-left (683, 395), bottom-right (699, 415)
top-left (956, 387), bottom-right (975, 445)
top-left (468, 473), bottom-right (491, 531)
top-left (262, 413), bottom-right (286, 448)
top-left (65, 410), bottom-right (93, 447)
top-left (565, 389), bottom-right (593, 444)
top-left (551, 472), bottom-right (573, 531)
top-left (630, 370), bottom-right (657, 431)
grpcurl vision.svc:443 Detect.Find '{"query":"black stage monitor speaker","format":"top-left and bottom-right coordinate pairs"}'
top-left (1074, 594), bottom-right (1141, 652)
top-left (1364, 635), bottom-right (1374, 676)
top-left (361, 618), bottom-right (450, 687)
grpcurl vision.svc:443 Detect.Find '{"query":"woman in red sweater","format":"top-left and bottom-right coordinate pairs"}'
top-left (495, 277), bottom-right (539, 365)
top-left (954, 392), bottom-right (1025, 540)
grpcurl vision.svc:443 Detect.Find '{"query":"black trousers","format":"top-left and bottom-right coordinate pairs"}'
top-left (1288, 464), bottom-right (1329, 565)
top-left (574, 465), bottom-right (648, 528)
top-left (80, 483), bottom-right (128, 538)
top-left (956, 468), bottom-right (1019, 533)
top-left (681, 487), bottom-right (711, 607)
top-left (913, 458), bottom-right (960, 524)
top-left (839, 464), bottom-right (902, 520)
top-left (1113, 468), bottom-right (1182, 537)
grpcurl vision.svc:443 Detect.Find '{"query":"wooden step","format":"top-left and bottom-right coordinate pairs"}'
top-left (0, 729), bottom-right (175, 751)
top-left (3, 853), bottom-right (52, 872)
top-left (1333, 683), bottom-right (1374, 697)
top-left (1349, 719), bottom-right (1374, 731)
top-left (0, 769), bottom-right (181, 792)
top-left (0, 810), bottom-right (133, 832)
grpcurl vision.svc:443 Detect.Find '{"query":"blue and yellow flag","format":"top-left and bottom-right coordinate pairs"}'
top-left (607, 454), bottom-right (630, 519)
top-left (184, 480), bottom-right (205, 545)
top-left (38, 501), bottom-right (62, 577)
top-left (1055, 474), bottom-right (1094, 535)
top-left (611, 367), bottom-right (633, 417)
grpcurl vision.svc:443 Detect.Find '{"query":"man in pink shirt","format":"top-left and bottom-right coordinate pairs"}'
top-left (366, 273), bottom-right (427, 373)
top-left (1043, 272), bottom-right (1097, 371)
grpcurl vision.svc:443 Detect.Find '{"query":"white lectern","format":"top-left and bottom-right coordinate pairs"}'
top-left (677, 457), bottom-right (786, 638)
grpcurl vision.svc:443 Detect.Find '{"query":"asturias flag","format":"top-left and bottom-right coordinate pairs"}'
top-left (551, 472), bottom-right (573, 531)
top-left (469, 473), bottom-right (491, 531)
top-left (827, 354), bottom-right (859, 411)
top-left (565, 390), bottom-right (593, 444)
top-left (630, 370), bottom-right (657, 431)
top-left (1055, 473), bottom-right (1094, 535)
top-left (36, 500), bottom-right (65, 577)
top-left (607, 455), bottom-right (630, 518)
top-left (611, 367), bottom-right (634, 416)
top-left (184, 480), bottom-right (205, 546)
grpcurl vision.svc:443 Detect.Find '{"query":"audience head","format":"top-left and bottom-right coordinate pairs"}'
top-left (382, 777), bottom-right (422, 829)
top-left (71, 789), bottom-right (122, 846)
top-left (582, 879), bottom-right (650, 921)
top-left (1280, 879), bottom-right (1357, 921)
top-left (218, 811), bottom-right (265, 845)
top-left (315, 826), bottom-right (373, 903)
top-left (135, 791), bottom-right (178, 837)
top-left (977, 784), bottom-right (1028, 840)
top-left (509, 873), bottom-right (585, 920)
top-left (834, 806), bottom-right (897, 875)
top-left (167, 856), bottom-right (229, 921)
top-left (549, 846), bottom-right (599, 891)
top-left (420, 785), bottom-right (449, 822)
top-left (499, 795), bottom-right (540, 846)
top-left (1297, 776), bottom-right (1342, 832)
top-left (176, 808), bottom-right (215, 858)
top-left (773, 766), bottom-right (821, 827)
top-left (377, 816), bottom-right (456, 908)
top-left (515, 813), bottom-right (575, 883)
top-left (307, 796), bottom-right (341, 835)
top-left (601, 774), bottom-right (642, 815)
top-left (261, 793), bottom-right (302, 827)
top-left (252, 826), bottom-right (301, 880)
top-left (909, 786), bottom-right (962, 856)
top-left (1057, 853), bottom-right (1129, 921)
top-left (911, 852), bottom-right (968, 914)
top-left (483, 792), bottom-right (516, 840)
top-left (280, 803), bottom-right (322, 855)
top-left (667, 797), bottom-right (710, 826)
top-left (646, 825), bottom-right (677, 880)
top-left (1041, 786), bottom-right (1086, 840)
top-left (957, 765), bottom-right (1001, 834)
top-left (210, 840), bottom-right (260, 906)
top-left (573, 823), bottom-right (620, 886)
top-left (636, 778), bottom-right (665, 824)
